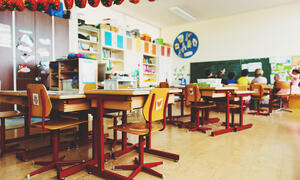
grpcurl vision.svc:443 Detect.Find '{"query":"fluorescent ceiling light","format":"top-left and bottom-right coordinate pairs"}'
top-left (169, 7), bottom-right (196, 22)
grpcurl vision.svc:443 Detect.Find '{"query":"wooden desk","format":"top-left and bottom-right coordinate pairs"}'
top-left (0, 90), bottom-right (90, 161)
top-left (77, 89), bottom-right (181, 180)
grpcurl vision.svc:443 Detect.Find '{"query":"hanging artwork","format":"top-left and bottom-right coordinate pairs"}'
top-left (49, 0), bottom-right (60, 10)
top-left (37, 0), bottom-right (49, 11)
top-left (3, 0), bottom-right (13, 11)
top-left (75, 0), bottom-right (87, 8)
top-left (101, 0), bottom-right (113, 7)
top-left (13, 0), bottom-right (25, 11)
top-left (64, 0), bottom-right (73, 9)
top-left (88, 0), bottom-right (100, 7)
top-left (113, 0), bottom-right (124, 5)
top-left (173, 31), bottom-right (199, 59)
top-left (129, 0), bottom-right (140, 4)
top-left (0, 0), bottom-right (5, 11)
top-left (25, 0), bottom-right (37, 11)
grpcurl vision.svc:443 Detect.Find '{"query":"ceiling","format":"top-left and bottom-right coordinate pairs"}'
top-left (111, 0), bottom-right (300, 28)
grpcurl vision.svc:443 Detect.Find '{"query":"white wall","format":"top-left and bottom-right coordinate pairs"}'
top-left (161, 2), bottom-right (300, 80)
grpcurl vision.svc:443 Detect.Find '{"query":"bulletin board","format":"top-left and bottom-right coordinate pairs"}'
top-left (173, 31), bottom-right (199, 59)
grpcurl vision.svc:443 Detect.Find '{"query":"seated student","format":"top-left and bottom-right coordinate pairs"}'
top-left (251, 68), bottom-right (267, 84)
top-left (205, 69), bottom-right (213, 78)
top-left (288, 68), bottom-right (300, 94)
top-left (226, 72), bottom-right (237, 85)
top-left (273, 74), bottom-right (281, 94)
top-left (214, 68), bottom-right (226, 84)
top-left (237, 69), bottom-right (251, 85)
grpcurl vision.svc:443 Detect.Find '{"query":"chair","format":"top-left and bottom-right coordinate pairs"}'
top-left (183, 85), bottom-right (216, 133)
top-left (159, 82), bottom-right (170, 88)
top-left (26, 84), bottom-right (87, 178)
top-left (225, 84), bottom-right (248, 91)
top-left (274, 81), bottom-right (292, 112)
top-left (288, 95), bottom-right (300, 109)
top-left (111, 88), bottom-right (179, 179)
top-left (0, 111), bottom-right (23, 157)
top-left (248, 84), bottom-right (270, 115)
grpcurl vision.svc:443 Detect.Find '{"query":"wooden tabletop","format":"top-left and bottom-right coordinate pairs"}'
top-left (0, 91), bottom-right (86, 99)
top-left (85, 88), bottom-right (182, 96)
top-left (198, 87), bottom-right (237, 91)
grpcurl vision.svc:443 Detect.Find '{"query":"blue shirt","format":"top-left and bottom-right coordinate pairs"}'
top-left (227, 79), bottom-right (237, 84)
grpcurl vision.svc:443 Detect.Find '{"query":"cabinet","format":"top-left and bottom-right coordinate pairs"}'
top-left (78, 26), bottom-right (100, 57)
top-left (100, 30), bottom-right (125, 72)
top-left (49, 58), bottom-right (98, 91)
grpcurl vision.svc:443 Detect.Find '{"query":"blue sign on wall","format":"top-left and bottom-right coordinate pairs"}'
top-left (173, 31), bottom-right (199, 59)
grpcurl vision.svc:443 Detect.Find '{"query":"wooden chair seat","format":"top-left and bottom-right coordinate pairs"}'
top-left (251, 96), bottom-right (269, 101)
top-left (110, 122), bottom-right (163, 136)
top-left (32, 118), bottom-right (87, 130)
top-left (0, 111), bottom-right (22, 118)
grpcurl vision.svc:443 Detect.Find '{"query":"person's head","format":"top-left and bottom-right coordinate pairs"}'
top-left (228, 72), bottom-right (235, 79)
top-left (205, 69), bottom-right (212, 78)
top-left (292, 69), bottom-right (300, 75)
top-left (254, 69), bottom-right (264, 78)
top-left (274, 74), bottom-right (280, 81)
top-left (241, 69), bottom-right (249, 77)
top-left (216, 70), bottom-right (225, 78)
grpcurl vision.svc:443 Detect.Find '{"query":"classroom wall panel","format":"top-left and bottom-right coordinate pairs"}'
top-left (55, 16), bottom-right (69, 59)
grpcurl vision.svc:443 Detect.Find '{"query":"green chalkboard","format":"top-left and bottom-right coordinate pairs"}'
top-left (190, 58), bottom-right (271, 84)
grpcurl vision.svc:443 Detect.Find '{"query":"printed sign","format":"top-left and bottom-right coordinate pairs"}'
top-left (155, 98), bottom-right (163, 111)
top-left (32, 93), bottom-right (39, 106)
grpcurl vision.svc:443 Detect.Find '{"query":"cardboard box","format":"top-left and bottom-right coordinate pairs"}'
top-left (99, 24), bottom-right (110, 31)
top-left (110, 26), bottom-right (119, 33)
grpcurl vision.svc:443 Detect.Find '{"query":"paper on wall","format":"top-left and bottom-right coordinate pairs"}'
top-left (39, 38), bottom-right (51, 46)
top-left (0, 24), bottom-right (11, 48)
top-left (241, 62), bottom-right (262, 72)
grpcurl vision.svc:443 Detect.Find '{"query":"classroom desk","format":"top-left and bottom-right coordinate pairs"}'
top-left (69, 89), bottom-right (181, 180)
top-left (0, 90), bottom-right (90, 161)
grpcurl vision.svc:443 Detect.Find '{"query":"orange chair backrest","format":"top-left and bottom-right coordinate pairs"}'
top-left (184, 84), bottom-right (201, 103)
top-left (143, 88), bottom-right (169, 122)
top-left (275, 81), bottom-right (290, 90)
top-left (83, 83), bottom-right (97, 92)
top-left (118, 84), bottom-right (133, 89)
top-left (159, 82), bottom-right (170, 88)
top-left (225, 84), bottom-right (248, 91)
top-left (27, 84), bottom-right (52, 130)
top-left (250, 84), bottom-right (263, 97)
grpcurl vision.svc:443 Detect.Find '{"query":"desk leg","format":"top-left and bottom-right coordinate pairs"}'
top-left (112, 111), bottom-right (137, 158)
top-left (235, 96), bottom-right (252, 132)
top-left (24, 107), bottom-right (30, 137)
top-left (78, 111), bottom-right (89, 145)
top-left (86, 96), bottom-right (128, 180)
top-left (212, 92), bottom-right (234, 136)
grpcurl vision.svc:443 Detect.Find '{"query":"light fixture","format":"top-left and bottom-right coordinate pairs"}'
top-left (169, 7), bottom-right (196, 22)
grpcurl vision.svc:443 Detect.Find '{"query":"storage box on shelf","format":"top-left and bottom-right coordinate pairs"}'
top-left (104, 78), bottom-right (137, 90)
top-left (49, 58), bottom-right (98, 91)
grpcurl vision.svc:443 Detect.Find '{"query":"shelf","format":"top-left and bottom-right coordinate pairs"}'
top-left (143, 73), bottom-right (156, 75)
top-left (61, 71), bottom-right (78, 74)
top-left (143, 53), bottom-right (156, 58)
top-left (102, 45), bottom-right (124, 52)
top-left (103, 58), bottom-right (123, 63)
top-left (78, 39), bottom-right (98, 44)
top-left (143, 63), bottom-right (156, 66)
top-left (78, 50), bottom-right (100, 55)
top-left (78, 26), bottom-right (99, 33)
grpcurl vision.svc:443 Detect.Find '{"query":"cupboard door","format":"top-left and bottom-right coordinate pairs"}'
top-left (103, 30), bottom-right (112, 47)
top-left (116, 34), bottom-right (124, 49)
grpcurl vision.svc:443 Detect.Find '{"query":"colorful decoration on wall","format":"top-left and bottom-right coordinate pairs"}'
top-left (173, 31), bottom-right (199, 59)
top-left (25, 0), bottom-right (37, 11)
top-left (49, 0), bottom-right (60, 10)
top-left (101, 0), bottom-right (113, 7)
top-left (12, 0), bottom-right (25, 11)
top-left (75, 0), bottom-right (87, 8)
top-left (64, 0), bottom-right (73, 9)
top-left (113, 0), bottom-right (124, 5)
top-left (3, 0), bottom-right (13, 11)
top-left (88, 0), bottom-right (100, 7)
top-left (37, 0), bottom-right (49, 11)
top-left (0, 0), bottom-right (5, 11)
top-left (129, 0), bottom-right (140, 4)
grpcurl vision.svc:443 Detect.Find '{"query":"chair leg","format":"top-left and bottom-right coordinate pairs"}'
top-left (189, 109), bottom-right (212, 133)
top-left (1, 118), bottom-right (5, 157)
top-left (27, 130), bottom-right (86, 178)
top-left (113, 135), bottom-right (164, 179)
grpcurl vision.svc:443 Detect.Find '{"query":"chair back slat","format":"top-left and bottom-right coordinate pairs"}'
top-left (184, 84), bottom-right (201, 103)
top-left (275, 81), bottom-right (291, 90)
top-left (159, 82), bottom-right (170, 88)
top-left (143, 88), bottom-right (169, 122)
top-left (250, 84), bottom-right (263, 97)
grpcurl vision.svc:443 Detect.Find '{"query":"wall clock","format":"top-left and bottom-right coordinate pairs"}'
top-left (173, 31), bottom-right (199, 59)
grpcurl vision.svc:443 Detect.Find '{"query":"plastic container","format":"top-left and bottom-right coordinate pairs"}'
top-left (156, 38), bottom-right (164, 45)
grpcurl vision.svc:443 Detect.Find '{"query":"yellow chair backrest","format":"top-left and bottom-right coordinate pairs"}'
top-left (143, 88), bottom-right (169, 122)
top-left (159, 82), bottom-right (170, 88)
top-left (184, 84), bottom-right (201, 103)
top-left (27, 84), bottom-right (52, 118)
top-left (118, 84), bottom-right (133, 89)
top-left (288, 95), bottom-right (300, 109)
top-left (250, 84), bottom-right (263, 97)
top-left (275, 81), bottom-right (291, 90)
top-left (83, 83), bottom-right (97, 92)
top-left (225, 84), bottom-right (248, 91)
